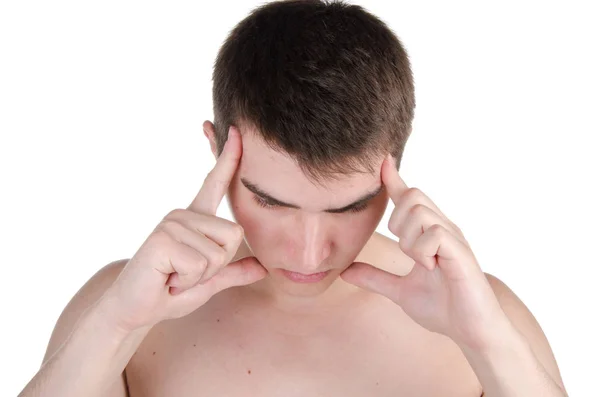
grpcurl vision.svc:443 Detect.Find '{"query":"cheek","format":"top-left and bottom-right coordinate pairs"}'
top-left (335, 198), bottom-right (388, 249)
top-left (344, 196), bottom-right (388, 232)
top-left (229, 196), bottom-right (283, 249)
top-left (337, 210), bottom-right (383, 245)
top-left (230, 199), bottom-right (260, 233)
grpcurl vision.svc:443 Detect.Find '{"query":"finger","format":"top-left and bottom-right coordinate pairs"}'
top-left (188, 125), bottom-right (242, 215)
top-left (160, 220), bottom-right (241, 291)
top-left (340, 262), bottom-right (403, 302)
top-left (161, 239), bottom-right (209, 293)
top-left (381, 162), bottom-right (467, 244)
top-left (160, 217), bottom-right (228, 270)
top-left (382, 154), bottom-right (409, 206)
top-left (175, 256), bottom-right (267, 301)
top-left (164, 209), bottom-right (244, 260)
top-left (389, 203), bottom-right (469, 249)
top-left (411, 224), bottom-right (479, 281)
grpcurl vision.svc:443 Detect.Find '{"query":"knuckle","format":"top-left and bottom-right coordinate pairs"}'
top-left (387, 209), bottom-right (402, 229)
top-left (150, 227), bottom-right (174, 247)
top-left (405, 187), bottom-right (422, 200)
top-left (195, 255), bottom-right (209, 272)
top-left (390, 226), bottom-right (402, 238)
top-left (165, 208), bottom-right (187, 220)
top-left (387, 216), bottom-right (400, 235)
top-left (159, 219), bottom-right (181, 235)
top-left (430, 224), bottom-right (447, 236)
top-left (206, 170), bottom-right (225, 189)
top-left (186, 255), bottom-right (207, 279)
top-left (409, 203), bottom-right (427, 217)
top-left (206, 249), bottom-right (226, 268)
top-left (145, 231), bottom-right (176, 262)
top-left (230, 223), bottom-right (245, 241)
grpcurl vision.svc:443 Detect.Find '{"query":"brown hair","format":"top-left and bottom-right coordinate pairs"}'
top-left (211, 0), bottom-right (415, 184)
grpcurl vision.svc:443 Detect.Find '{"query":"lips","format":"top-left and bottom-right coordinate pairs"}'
top-left (279, 269), bottom-right (331, 283)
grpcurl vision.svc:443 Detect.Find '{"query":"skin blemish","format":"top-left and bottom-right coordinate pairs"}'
top-left (247, 369), bottom-right (252, 375)
top-left (193, 344), bottom-right (196, 347)
top-left (217, 318), bottom-right (220, 322)
top-left (152, 352), bottom-right (156, 355)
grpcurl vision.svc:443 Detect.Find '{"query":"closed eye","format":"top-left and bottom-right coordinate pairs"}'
top-left (344, 201), bottom-right (369, 213)
top-left (253, 194), bottom-right (277, 209)
top-left (252, 194), bottom-right (369, 214)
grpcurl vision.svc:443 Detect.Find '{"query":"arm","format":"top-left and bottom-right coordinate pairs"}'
top-left (19, 127), bottom-right (262, 396)
top-left (460, 273), bottom-right (568, 397)
top-left (18, 259), bottom-right (147, 397)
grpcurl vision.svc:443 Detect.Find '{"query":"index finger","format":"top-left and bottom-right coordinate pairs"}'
top-left (188, 126), bottom-right (242, 215)
top-left (381, 154), bottom-right (409, 206)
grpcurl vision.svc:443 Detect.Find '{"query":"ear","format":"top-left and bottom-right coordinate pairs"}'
top-left (202, 120), bottom-right (218, 159)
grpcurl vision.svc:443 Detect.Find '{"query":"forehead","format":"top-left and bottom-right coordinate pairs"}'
top-left (238, 129), bottom-right (381, 205)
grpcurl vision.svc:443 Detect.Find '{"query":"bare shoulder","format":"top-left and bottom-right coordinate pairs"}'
top-left (483, 272), bottom-right (568, 394)
top-left (39, 259), bottom-right (129, 385)
top-left (43, 258), bottom-right (130, 363)
top-left (39, 258), bottom-right (131, 395)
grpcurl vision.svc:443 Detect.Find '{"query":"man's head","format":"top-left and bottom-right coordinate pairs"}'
top-left (204, 0), bottom-right (415, 297)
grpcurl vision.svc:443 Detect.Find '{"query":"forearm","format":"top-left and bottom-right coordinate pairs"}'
top-left (19, 299), bottom-right (151, 397)
top-left (459, 324), bottom-right (567, 397)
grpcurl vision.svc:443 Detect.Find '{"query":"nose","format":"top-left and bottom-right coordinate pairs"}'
top-left (295, 214), bottom-right (331, 272)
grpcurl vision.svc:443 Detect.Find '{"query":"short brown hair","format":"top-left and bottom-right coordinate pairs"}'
top-left (212, 0), bottom-right (415, 184)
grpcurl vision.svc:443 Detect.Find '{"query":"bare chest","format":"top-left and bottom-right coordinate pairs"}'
top-left (125, 292), bottom-right (482, 397)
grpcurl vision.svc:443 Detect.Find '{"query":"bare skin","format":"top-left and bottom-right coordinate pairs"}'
top-left (25, 122), bottom-right (565, 396)
top-left (124, 233), bottom-right (483, 397)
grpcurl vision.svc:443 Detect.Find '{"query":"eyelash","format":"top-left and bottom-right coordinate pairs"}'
top-left (252, 195), bottom-right (277, 209)
top-left (252, 195), bottom-right (369, 213)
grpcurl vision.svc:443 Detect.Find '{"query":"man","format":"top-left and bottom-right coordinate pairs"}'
top-left (20, 1), bottom-right (568, 396)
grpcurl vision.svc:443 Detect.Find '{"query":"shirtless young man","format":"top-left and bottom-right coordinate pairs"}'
top-left (20, 1), bottom-right (568, 396)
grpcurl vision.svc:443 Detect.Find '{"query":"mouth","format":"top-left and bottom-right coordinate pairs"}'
top-left (278, 269), bottom-right (331, 283)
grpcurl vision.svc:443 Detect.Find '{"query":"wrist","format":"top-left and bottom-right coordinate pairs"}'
top-left (458, 318), bottom-right (527, 363)
top-left (86, 295), bottom-right (148, 344)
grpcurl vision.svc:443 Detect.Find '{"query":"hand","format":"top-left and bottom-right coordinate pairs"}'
top-left (340, 154), bottom-right (510, 350)
top-left (99, 126), bottom-right (267, 334)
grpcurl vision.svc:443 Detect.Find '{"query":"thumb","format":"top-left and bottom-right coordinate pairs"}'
top-left (340, 262), bottom-right (402, 302)
top-left (205, 256), bottom-right (268, 293)
top-left (174, 257), bottom-right (267, 308)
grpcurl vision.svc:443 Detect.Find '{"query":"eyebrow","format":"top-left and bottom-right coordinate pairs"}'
top-left (240, 177), bottom-right (383, 213)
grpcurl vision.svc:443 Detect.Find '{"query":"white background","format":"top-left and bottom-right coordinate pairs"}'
top-left (1, 1), bottom-right (598, 395)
